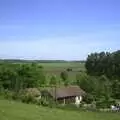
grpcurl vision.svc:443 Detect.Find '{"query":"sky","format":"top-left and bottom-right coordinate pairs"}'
top-left (0, 0), bottom-right (120, 60)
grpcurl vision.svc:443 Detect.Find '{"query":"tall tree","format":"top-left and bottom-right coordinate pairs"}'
top-left (49, 75), bottom-right (57, 86)
top-left (60, 71), bottom-right (68, 85)
top-left (85, 50), bottom-right (120, 79)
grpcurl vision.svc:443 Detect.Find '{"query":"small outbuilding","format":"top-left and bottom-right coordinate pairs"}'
top-left (41, 85), bottom-right (86, 105)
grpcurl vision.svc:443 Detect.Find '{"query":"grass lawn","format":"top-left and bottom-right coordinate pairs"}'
top-left (0, 99), bottom-right (120, 120)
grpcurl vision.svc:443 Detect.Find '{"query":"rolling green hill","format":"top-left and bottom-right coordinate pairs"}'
top-left (0, 99), bottom-right (120, 120)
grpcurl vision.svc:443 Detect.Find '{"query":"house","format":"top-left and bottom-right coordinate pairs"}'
top-left (41, 85), bottom-right (86, 105)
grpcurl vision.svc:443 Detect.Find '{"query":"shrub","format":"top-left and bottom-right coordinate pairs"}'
top-left (20, 93), bottom-right (34, 103)
top-left (41, 99), bottom-right (48, 106)
top-left (38, 65), bottom-right (43, 69)
top-left (0, 86), bottom-right (5, 96)
top-left (19, 88), bottom-right (41, 104)
top-left (11, 92), bottom-right (19, 100)
top-left (83, 93), bottom-right (94, 104)
top-left (66, 68), bottom-right (72, 72)
top-left (3, 90), bottom-right (18, 100)
top-left (96, 98), bottom-right (116, 109)
top-left (4, 90), bottom-right (13, 100)
top-left (60, 71), bottom-right (68, 82)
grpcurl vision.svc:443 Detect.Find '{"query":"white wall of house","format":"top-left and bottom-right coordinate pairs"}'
top-left (75, 96), bottom-right (82, 107)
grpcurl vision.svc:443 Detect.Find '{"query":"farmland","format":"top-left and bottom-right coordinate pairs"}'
top-left (0, 99), bottom-right (120, 120)
top-left (38, 62), bottom-right (85, 83)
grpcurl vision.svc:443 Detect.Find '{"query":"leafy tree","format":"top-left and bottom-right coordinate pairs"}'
top-left (79, 75), bottom-right (96, 94)
top-left (66, 68), bottom-right (72, 72)
top-left (64, 79), bottom-right (69, 86)
top-left (0, 63), bottom-right (46, 91)
top-left (95, 75), bottom-right (112, 100)
top-left (75, 73), bottom-right (81, 85)
top-left (60, 71), bottom-right (68, 85)
top-left (49, 75), bottom-right (57, 86)
top-left (75, 73), bottom-right (87, 85)
top-left (85, 50), bottom-right (120, 79)
top-left (112, 79), bottom-right (120, 99)
top-left (85, 50), bottom-right (120, 100)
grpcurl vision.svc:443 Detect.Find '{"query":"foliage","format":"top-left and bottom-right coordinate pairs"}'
top-left (96, 98), bottom-right (116, 109)
top-left (49, 75), bottom-right (57, 86)
top-left (19, 88), bottom-right (41, 104)
top-left (0, 63), bottom-right (46, 91)
top-left (85, 50), bottom-right (120, 79)
top-left (40, 97), bottom-right (49, 106)
top-left (66, 68), bottom-right (72, 72)
top-left (76, 73), bottom-right (112, 104)
top-left (112, 79), bottom-right (120, 99)
top-left (64, 79), bottom-right (69, 86)
top-left (77, 73), bottom-right (96, 94)
top-left (3, 90), bottom-right (18, 100)
top-left (60, 71), bottom-right (68, 85)
top-left (83, 93), bottom-right (95, 104)
top-left (85, 50), bottom-right (120, 100)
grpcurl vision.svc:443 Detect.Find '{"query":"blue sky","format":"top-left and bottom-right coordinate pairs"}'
top-left (0, 0), bottom-right (120, 60)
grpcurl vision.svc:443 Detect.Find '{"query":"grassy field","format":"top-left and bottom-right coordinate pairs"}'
top-left (38, 62), bottom-right (85, 83)
top-left (0, 99), bottom-right (120, 120)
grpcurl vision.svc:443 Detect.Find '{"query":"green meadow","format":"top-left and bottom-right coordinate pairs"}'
top-left (0, 99), bottom-right (120, 120)
top-left (38, 62), bottom-right (85, 83)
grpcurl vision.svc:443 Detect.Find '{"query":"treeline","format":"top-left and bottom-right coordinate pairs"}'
top-left (0, 63), bottom-right (46, 92)
top-left (0, 59), bottom-right (85, 63)
top-left (84, 50), bottom-right (120, 100)
top-left (0, 63), bottom-right (70, 92)
top-left (85, 50), bottom-right (120, 79)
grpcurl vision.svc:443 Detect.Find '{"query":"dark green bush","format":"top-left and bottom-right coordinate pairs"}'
top-left (66, 68), bottom-right (72, 72)
top-left (83, 93), bottom-right (94, 104)
top-left (96, 99), bottom-right (116, 109)
top-left (11, 92), bottom-right (19, 100)
top-left (20, 93), bottom-right (34, 103)
top-left (40, 97), bottom-right (49, 106)
top-left (4, 90), bottom-right (13, 100)
top-left (2, 90), bottom-right (19, 100)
